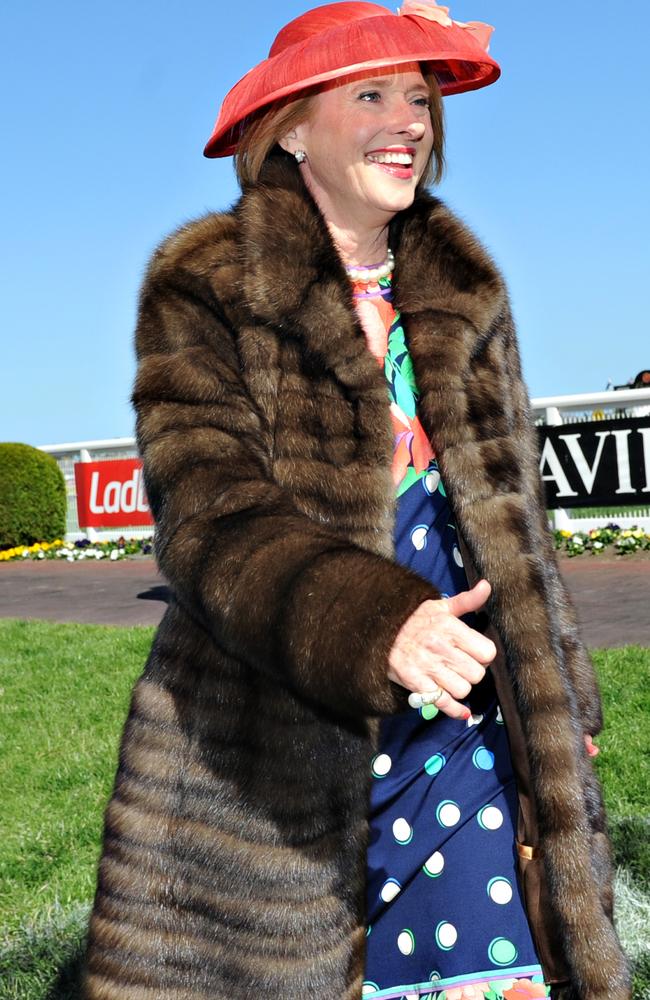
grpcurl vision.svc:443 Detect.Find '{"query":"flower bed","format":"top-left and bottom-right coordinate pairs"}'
top-left (2, 527), bottom-right (649, 562)
top-left (0, 537), bottom-right (153, 563)
top-left (554, 525), bottom-right (650, 557)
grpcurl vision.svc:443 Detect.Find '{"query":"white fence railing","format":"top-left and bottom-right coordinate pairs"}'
top-left (40, 387), bottom-right (650, 541)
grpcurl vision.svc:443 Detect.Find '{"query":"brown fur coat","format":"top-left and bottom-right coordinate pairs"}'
top-left (83, 156), bottom-right (630, 1000)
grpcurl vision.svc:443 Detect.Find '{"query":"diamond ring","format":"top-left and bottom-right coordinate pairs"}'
top-left (407, 687), bottom-right (444, 710)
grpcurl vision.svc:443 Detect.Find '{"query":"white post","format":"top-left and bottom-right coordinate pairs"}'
top-left (544, 407), bottom-right (572, 532)
top-left (79, 448), bottom-right (99, 542)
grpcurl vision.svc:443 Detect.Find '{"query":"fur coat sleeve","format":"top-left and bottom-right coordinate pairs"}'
top-left (132, 250), bottom-right (439, 720)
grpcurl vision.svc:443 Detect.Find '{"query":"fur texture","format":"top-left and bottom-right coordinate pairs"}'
top-left (83, 156), bottom-right (629, 999)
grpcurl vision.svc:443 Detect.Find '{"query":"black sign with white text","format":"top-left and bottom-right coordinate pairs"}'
top-left (537, 416), bottom-right (650, 509)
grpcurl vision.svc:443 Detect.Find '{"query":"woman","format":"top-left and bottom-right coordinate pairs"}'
top-left (83, 3), bottom-right (630, 999)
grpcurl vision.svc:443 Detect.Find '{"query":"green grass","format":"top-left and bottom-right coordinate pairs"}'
top-left (592, 647), bottom-right (650, 820)
top-left (0, 622), bottom-right (648, 999)
top-left (0, 621), bottom-right (153, 940)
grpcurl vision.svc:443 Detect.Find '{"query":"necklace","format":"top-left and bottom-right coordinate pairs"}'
top-left (345, 248), bottom-right (395, 284)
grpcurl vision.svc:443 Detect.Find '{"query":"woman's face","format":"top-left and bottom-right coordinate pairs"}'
top-left (285, 64), bottom-right (435, 231)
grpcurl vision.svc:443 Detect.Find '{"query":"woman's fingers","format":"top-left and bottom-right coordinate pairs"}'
top-left (418, 584), bottom-right (497, 665)
top-left (427, 688), bottom-right (471, 721)
top-left (426, 665), bottom-right (472, 701)
top-left (424, 627), bottom-right (492, 681)
top-left (388, 640), bottom-right (484, 718)
top-left (389, 631), bottom-right (482, 688)
top-left (407, 685), bottom-right (472, 721)
top-left (418, 609), bottom-right (496, 668)
top-left (387, 582), bottom-right (498, 720)
top-left (444, 579), bottom-right (491, 619)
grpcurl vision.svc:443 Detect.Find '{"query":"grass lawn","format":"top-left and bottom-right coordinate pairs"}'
top-left (0, 621), bottom-right (648, 999)
top-left (0, 621), bottom-right (152, 1000)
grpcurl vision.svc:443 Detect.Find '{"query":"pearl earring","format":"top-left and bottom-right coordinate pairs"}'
top-left (294, 150), bottom-right (306, 164)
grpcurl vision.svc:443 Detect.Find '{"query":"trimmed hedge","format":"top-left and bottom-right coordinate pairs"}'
top-left (0, 443), bottom-right (66, 548)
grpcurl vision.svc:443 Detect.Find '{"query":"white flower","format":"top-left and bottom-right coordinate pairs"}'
top-left (95, 550), bottom-right (105, 559)
top-left (22, 550), bottom-right (30, 558)
top-left (66, 555), bottom-right (74, 562)
top-left (37, 551), bottom-right (45, 559)
top-left (571, 535), bottom-right (584, 545)
top-left (110, 549), bottom-right (120, 561)
top-left (593, 541), bottom-right (604, 549)
top-left (77, 552), bottom-right (86, 560)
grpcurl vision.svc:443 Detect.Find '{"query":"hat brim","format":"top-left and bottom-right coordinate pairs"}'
top-left (204, 13), bottom-right (500, 158)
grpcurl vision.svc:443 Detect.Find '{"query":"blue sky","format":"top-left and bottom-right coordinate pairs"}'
top-left (2, 1), bottom-right (649, 446)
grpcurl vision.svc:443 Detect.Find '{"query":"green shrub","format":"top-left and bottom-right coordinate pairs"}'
top-left (0, 443), bottom-right (66, 548)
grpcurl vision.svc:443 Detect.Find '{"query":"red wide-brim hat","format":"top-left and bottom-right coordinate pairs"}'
top-left (204, 0), bottom-right (500, 158)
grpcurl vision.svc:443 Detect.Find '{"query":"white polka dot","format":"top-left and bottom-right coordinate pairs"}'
top-left (380, 878), bottom-right (402, 902)
top-left (361, 982), bottom-right (379, 996)
top-left (452, 545), bottom-right (463, 567)
top-left (392, 817), bottom-right (413, 844)
top-left (397, 929), bottom-right (415, 955)
top-left (411, 524), bottom-right (429, 550)
top-left (435, 920), bottom-right (458, 950)
top-left (488, 877), bottom-right (513, 905)
top-left (422, 851), bottom-right (445, 877)
top-left (466, 713), bottom-right (484, 728)
top-left (436, 801), bottom-right (461, 827)
top-left (424, 470), bottom-right (441, 494)
top-left (478, 805), bottom-right (504, 830)
top-left (371, 753), bottom-right (392, 777)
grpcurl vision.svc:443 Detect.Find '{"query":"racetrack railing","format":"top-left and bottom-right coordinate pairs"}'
top-left (40, 387), bottom-right (650, 540)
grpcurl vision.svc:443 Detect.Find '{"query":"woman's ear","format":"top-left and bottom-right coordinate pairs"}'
top-left (278, 123), bottom-right (308, 156)
top-left (278, 130), bottom-right (296, 155)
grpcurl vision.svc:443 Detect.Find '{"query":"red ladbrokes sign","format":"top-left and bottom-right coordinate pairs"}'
top-left (74, 458), bottom-right (153, 528)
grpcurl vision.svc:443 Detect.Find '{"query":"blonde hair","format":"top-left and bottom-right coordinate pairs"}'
top-left (234, 67), bottom-right (445, 190)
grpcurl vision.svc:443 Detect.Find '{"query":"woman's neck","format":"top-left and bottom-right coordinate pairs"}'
top-left (326, 219), bottom-right (390, 268)
top-left (304, 180), bottom-right (392, 267)
top-left (300, 178), bottom-right (391, 267)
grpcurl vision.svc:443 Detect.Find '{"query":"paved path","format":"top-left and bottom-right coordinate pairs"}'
top-left (0, 555), bottom-right (648, 648)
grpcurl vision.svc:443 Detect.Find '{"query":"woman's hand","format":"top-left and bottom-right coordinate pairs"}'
top-left (387, 579), bottom-right (497, 719)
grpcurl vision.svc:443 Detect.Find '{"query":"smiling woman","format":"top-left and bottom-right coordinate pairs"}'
top-left (82, 3), bottom-right (630, 999)
top-left (278, 66), bottom-right (435, 232)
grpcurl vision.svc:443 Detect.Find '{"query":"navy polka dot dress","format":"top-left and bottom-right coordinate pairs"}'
top-left (352, 276), bottom-right (549, 1000)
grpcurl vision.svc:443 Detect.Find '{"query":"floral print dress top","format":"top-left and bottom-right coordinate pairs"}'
top-left (352, 275), bottom-right (549, 1000)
